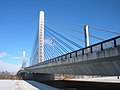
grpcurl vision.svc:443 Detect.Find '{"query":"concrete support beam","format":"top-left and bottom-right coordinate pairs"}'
top-left (24, 73), bottom-right (54, 81)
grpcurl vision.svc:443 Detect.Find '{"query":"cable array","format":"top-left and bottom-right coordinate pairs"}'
top-left (30, 16), bottom-right (120, 63)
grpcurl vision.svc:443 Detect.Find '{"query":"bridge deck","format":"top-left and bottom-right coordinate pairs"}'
top-left (18, 36), bottom-right (120, 76)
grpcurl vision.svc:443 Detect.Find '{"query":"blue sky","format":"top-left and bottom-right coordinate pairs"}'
top-left (0, 0), bottom-right (120, 72)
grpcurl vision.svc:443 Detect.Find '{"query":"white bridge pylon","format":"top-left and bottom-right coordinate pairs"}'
top-left (38, 11), bottom-right (44, 63)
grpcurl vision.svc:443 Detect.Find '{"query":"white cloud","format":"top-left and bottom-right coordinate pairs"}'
top-left (0, 52), bottom-right (9, 58)
top-left (18, 51), bottom-right (22, 55)
top-left (0, 61), bottom-right (21, 72)
top-left (11, 56), bottom-right (21, 60)
top-left (44, 38), bottom-right (53, 46)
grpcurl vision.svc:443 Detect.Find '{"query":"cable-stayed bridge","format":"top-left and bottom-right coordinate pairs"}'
top-left (18, 11), bottom-right (120, 80)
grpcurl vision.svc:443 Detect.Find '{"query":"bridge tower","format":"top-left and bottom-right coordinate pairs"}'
top-left (84, 25), bottom-right (90, 47)
top-left (38, 11), bottom-right (44, 63)
top-left (22, 51), bottom-right (26, 69)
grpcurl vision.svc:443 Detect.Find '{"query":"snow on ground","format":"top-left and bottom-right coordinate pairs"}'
top-left (0, 80), bottom-right (59, 90)
top-left (70, 76), bottom-right (120, 83)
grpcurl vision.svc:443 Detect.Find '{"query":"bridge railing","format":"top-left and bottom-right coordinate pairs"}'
top-left (27, 35), bottom-right (120, 68)
top-left (82, 35), bottom-right (119, 54)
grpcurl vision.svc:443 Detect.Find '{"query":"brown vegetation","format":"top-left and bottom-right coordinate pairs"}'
top-left (55, 74), bottom-right (100, 80)
top-left (0, 71), bottom-right (23, 80)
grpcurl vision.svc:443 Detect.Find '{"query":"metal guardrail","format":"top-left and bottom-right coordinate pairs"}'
top-left (28, 35), bottom-right (120, 68)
